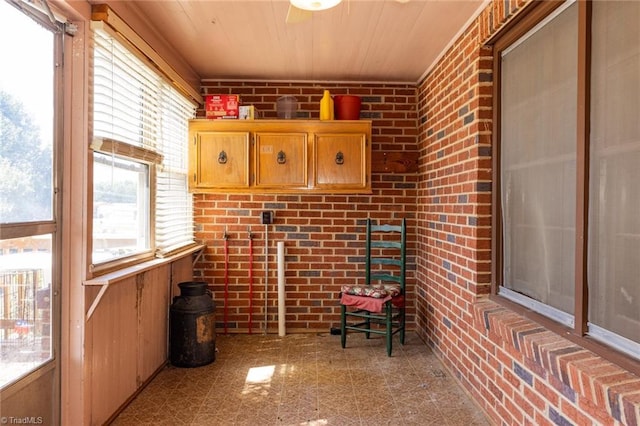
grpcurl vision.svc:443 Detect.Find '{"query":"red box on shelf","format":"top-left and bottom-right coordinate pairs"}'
top-left (205, 94), bottom-right (240, 119)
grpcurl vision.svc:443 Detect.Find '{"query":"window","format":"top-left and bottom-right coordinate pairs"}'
top-left (91, 24), bottom-right (195, 269)
top-left (494, 0), bottom-right (640, 363)
top-left (587, 0), bottom-right (640, 355)
top-left (499, 2), bottom-right (577, 326)
top-left (92, 152), bottom-right (150, 263)
top-left (0, 0), bottom-right (59, 388)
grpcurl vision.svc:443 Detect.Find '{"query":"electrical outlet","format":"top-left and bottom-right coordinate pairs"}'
top-left (260, 211), bottom-right (274, 225)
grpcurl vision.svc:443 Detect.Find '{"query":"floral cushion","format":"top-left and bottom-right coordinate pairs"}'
top-left (340, 284), bottom-right (401, 298)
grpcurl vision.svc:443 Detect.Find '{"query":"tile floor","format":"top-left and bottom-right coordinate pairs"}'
top-left (112, 332), bottom-right (490, 426)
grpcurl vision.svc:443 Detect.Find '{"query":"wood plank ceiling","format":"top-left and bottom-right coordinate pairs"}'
top-left (98, 0), bottom-right (488, 83)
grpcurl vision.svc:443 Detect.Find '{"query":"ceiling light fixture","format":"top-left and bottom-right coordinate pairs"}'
top-left (290, 0), bottom-right (342, 12)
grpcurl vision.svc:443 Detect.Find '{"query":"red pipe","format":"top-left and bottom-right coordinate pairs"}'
top-left (223, 230), bottom-right (229, 335)
top-left (248, 227), bottom-right (254, 334)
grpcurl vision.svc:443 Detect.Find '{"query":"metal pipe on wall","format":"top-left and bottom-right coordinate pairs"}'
top-left (277, 241), bottom-right (285, 337)
top-left (264, 225), bottom-right (269, 334)
top-left (223, 228), bottom-right (229, 335)
top-left (248, 226), bottom-right (254, 334)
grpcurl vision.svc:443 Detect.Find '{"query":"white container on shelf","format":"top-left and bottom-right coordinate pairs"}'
top-left (277, 96), bottom-right (298, 119)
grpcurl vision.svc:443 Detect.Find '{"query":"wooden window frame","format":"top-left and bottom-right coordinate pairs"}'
top-left (490, 0), bottom-right (640, 376)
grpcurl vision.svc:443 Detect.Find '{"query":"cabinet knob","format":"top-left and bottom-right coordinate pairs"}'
top-left (218, 150), bottom-right (228, 164)
top-left (277, 150), bottom-right (286, 164)
top-left (335, 151), bottom-right (344, 165)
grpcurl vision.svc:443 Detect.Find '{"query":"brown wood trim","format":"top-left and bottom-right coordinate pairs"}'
top-left (574, 0), bottom-right (591, 337)
top-left (90, 3), bottom-right (110, 21)
top-left (491, 1), bottom-right (566, 52)
top-left (88, 250), bottom-right (156, 279)
top-left (0, 222), bottom-right (56, 240)
top-left (91, 137), bottom-right (163, 165)
top-left (371, 151), bottom-right (419, 173)
top-left (490, 43), bottom-right (502, 296)
top-left (91, 4), bottom-right (202, 104)
top-left (490, 0), bottom-right (568, 297)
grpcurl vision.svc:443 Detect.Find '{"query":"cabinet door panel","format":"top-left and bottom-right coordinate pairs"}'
top-left (315, 133), bottom-right (367, 188)
top-left (255, 133), bottom-right (307, 188)
top-left (195, 131), bottom-right (250, 188)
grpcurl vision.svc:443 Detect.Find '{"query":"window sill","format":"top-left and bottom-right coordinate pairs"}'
top-left (472, 298), bottom-right (640, 425)
top-left (83, 244), bottom-right (204, 321)
top-left (85, 244), bottom-right (204, 286)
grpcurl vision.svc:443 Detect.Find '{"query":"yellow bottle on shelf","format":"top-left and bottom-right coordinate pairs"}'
top-left (320, 89), bottom-right (334, 120)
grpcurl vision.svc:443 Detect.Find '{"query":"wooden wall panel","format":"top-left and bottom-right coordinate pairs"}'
top-left (88, 277), bottom-right (137, 425)
top-left (137, 266), bottom-right (171, 385)
top-left (83, 253), bottom-right (197, 424)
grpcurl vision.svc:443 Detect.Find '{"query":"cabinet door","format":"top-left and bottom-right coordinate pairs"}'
top-left (255, 133), bottom-right (307, 188)
top-left (192, 131), bottom-right (250, 189)
top-left (314, 133), bottom-right (368, 189)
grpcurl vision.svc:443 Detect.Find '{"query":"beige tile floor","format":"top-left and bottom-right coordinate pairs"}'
top-left (112, 332), bottom-right (490, 426)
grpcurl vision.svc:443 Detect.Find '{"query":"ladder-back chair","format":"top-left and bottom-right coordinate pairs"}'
top-left (339, 218), bottom-right (407, 356)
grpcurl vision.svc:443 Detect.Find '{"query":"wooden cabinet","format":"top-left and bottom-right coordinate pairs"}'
top-left (192, 131), bottom-right (250, 188)
top-left (314, 132), bottom-right (367, 190)
top-left (188, 120), bottom-right (371, 193)
top-left (255, 132), bottom-right (307, 188)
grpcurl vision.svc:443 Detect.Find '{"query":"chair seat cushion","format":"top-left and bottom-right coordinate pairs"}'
top-left (340, 284), bottom-right (401, 298)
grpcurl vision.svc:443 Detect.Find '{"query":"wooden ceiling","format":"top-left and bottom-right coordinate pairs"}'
top-left (99, 0), bottom-right (488, 83)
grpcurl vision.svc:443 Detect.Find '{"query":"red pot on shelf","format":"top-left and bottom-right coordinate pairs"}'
top-left (334, 95), bottom-right (361, 120)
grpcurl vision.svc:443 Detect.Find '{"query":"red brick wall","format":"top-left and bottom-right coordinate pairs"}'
top-left (193, 82), bottom-right (418, 333)
top-left (417, 1), bottom-right (640, 425)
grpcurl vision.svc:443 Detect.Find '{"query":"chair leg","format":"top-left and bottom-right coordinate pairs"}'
top-left (386, 302), bottom-right (393, 357)
top-left (340, 304), bottom-right (347, 348)
top-left (400, 306), bottom-right (406, 345)
top-left (365, 315), bottom-right (371, 339)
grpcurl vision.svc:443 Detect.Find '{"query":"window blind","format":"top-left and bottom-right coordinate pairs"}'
top-left (93, 28), bottom-right (160, 151)
top-left (91, 25), bottom-right (195, 259)
top-left (156, 84), bottom-right (195, 256)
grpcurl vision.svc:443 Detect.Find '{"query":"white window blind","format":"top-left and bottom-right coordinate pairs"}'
top-left (156, 85), bottom-right (195, 256)
top-left (93, 29), bottom-right (160, 151)
top-left (91, 26), bottom-right (195, 261)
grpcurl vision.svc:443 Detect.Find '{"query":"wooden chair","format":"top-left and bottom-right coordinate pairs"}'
top-left (339, 218), bottom-right (407, 356)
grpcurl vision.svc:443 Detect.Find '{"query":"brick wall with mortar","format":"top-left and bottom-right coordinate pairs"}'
top-left (417, 1), bottom-right (640, 425)
top-left (193, 82), bottom-right (418, 334)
